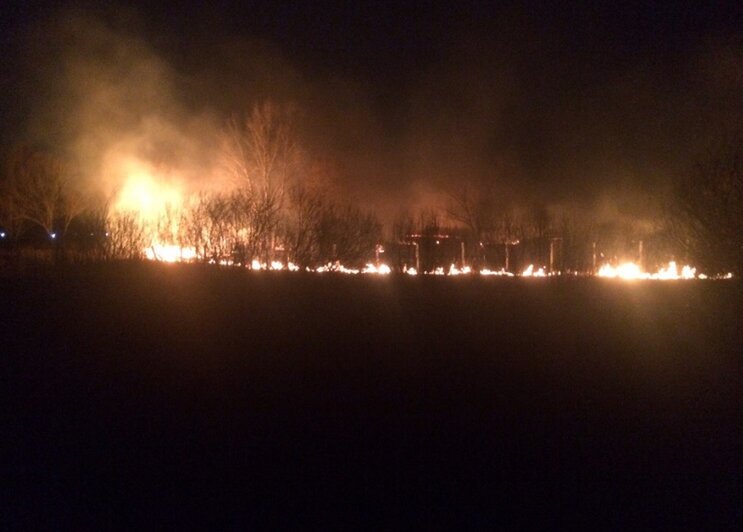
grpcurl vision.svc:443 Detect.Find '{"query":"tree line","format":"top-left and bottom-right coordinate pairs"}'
top-left (1, 102), bottom-right (741, 274)
top-left (0, 102), bottom-right (382, 269)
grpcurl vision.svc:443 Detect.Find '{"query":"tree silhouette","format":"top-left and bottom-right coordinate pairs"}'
top-left (669, 136), bottom-right (743, 274)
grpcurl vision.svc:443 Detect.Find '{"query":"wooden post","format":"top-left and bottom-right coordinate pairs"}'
top-left (505, 242), bottom-right (510, 272)
top-left (414, 241), bottom-right (420, 272)
top-left (549, 239), bottom-right (555, 273)
top-left (460, 241), bottom-right (466, 268)
top-left (592, 241), bottom-right (597, 274)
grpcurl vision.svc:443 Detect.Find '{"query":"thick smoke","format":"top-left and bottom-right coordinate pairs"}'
top-left (20, 10), bottom-right (222, 199)
top-left (4, 3), bottom-right (743, 228)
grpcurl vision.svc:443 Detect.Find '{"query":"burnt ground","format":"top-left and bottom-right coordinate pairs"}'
top-left (2, 264), bottom-right (741, 528)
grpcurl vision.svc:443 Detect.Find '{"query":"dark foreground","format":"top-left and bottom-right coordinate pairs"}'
top-left (2, 264), bottom-right (741, 528)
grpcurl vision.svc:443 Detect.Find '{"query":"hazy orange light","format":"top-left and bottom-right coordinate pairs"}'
top-left (114, 160), bottom-right (183, 219)
top-left (597, 261), bottom-right (699, 280)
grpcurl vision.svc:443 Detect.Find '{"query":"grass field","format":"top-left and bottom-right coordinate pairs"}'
top-left (2, 263), bottom-right (741, 527)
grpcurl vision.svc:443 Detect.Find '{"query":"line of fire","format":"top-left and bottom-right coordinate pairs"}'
top-left (0, 195), bottom-right (729, 280)
top-left (0, 103), bottom-right (740, 280)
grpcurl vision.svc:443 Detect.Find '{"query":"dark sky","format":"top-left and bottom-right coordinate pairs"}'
top-left (2, 1), bottom-right (743, 218)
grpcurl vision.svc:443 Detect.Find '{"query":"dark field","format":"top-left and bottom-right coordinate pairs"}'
top-left (2, 264), bottom-right (741, 528)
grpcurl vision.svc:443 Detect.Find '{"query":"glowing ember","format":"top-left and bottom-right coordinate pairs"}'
top-left (521, 264), bottom-right (547, 277)
top-left (480, 268), bottom-right (514, 277)
top-left (597, 261), bottom-right (701, 280)
top-left (597, 262), bottom-right (641, 279)
top-left (146, 244), bottom-right (197, 263)
top-left (243, 260), bottom-right (302, 271)
top-left (448, 264), bottom-right (472, 276)
top-left (362, 263), bottom-right (392, 274)
top-left (315, 263), bottom-right (360, 274)
top-left (137, 239), bottom-right (728, 280)
top-left (115, 162), bottom-right (182, 219)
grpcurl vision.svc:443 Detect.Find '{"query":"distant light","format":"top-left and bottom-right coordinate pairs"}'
top-left (0, 232), bottom-right (5, 238)
top-left (50, 232), bottom-right (56, 239)
top-left (436, 240), bottom-right (440, 245)
top-left (105, 232), bottom-right (110, 237)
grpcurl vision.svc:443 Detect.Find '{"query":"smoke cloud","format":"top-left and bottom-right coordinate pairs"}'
top-left (3, 3), bottom-right (742, 228)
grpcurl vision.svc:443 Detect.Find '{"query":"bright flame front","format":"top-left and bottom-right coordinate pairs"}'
top-left (597, 261), bottom-right (699, 280)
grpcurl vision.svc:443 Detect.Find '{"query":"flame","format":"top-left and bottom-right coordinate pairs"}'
top-left (114, 161), bottom-right (182, 219)
top-left (146, 244), bottom-right (197, 263)
top-left (137, 252), bottom-right (732, 280)
top-left (245, 260), bottom-right (302, 271)
top-left (362, 263), bottom-right (392, 274)
top-left (448, 264), bottom-right (472, 276)
top-left (596, 261), bottom-right (699, 280)
top-left (314, 263), bottom-right (391, 275)
top-left (521, 264), bottom-right (547, 277)
top-left (110, 159), bottom-right (734, 281)
top-left (315, 263), bottom-right (360, 274)
top-left (480, 268), bottom-right (514, 277)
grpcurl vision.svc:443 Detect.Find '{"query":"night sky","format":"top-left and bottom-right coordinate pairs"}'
top-left (2, 1), bottom-right (742, 220)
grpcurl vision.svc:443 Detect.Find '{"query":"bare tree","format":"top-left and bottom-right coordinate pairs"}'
top-left (317, 202), bottom-right (381, 266)
top-left (106, 211), bottom-right (147, 260)
top-left (555, 207), bottom-right (596, 273)
top-left (180, 191), bottom-right (234, 263)
top-left (182, 193), bottom-right (215, 262)
top-left (222, 102), bottom-right (298, 186)
top-left (446, 181), bottom-right (514, 266)
top-left (392, 210), bottom-right (416, 243)
top-left (446, 182), bottom-right (499, 242)
top-left (221, 101), bottom-right (300, 263)
top-left (4, 147), bottom-right (86, 245)
top-left (0, 176), bottom-right (22, 244)
top-left (668, 135), bottom-right (743, 273)
top-left (417, 209), bottom-right (442, 237)
top-left (281, 183), bottom-right (326, 267)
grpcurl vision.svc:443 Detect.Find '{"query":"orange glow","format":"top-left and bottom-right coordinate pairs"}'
top-left (521, 264), bottom-right (547, 277)
top-left (480, 268), bottom-right (514, 277)
top-left (596, 261), bottom-right (699, 280)
top-left (448, 264), bottom-right (472, 276)
top-left (362, 263), bottom-right (392, 274)
top-left (114, 160), bottom-right (183, 219)
top-left (145, 244), bottom-right (197, 263)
